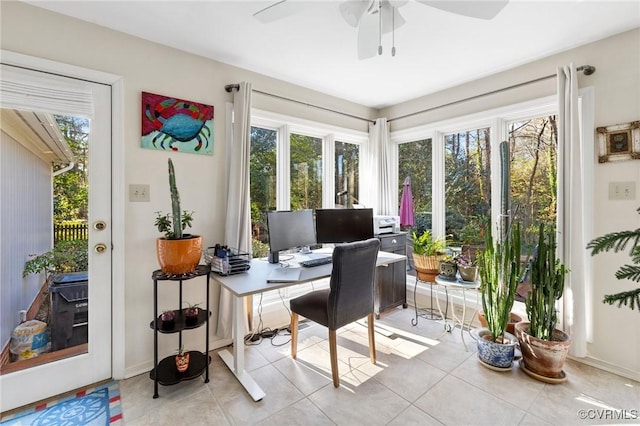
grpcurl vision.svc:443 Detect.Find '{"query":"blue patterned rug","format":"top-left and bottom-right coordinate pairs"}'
top-left (1, 381), bottom-right (122, 425)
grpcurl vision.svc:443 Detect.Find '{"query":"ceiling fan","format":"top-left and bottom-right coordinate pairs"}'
top-left (254, 0), bottom-right (508, 60)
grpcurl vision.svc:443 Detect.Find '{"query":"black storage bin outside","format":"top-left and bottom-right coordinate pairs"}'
top-left (50, 272), bottom-right (88, 350)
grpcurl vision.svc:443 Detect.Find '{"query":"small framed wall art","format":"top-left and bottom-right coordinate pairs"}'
top-left (596, 121), bottom-right (640, 163)
top-left (141, 91), bottom-right (214, 155)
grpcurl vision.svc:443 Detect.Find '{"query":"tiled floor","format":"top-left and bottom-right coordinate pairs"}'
top-left (119, 307), bottom-right (639, 425)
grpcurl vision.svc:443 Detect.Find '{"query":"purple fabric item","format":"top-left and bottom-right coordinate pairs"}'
top-left (399, 176), bottom-right (414, 227)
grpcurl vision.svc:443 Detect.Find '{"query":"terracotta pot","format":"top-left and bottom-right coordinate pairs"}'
top-left (156, 235), bottom-right (202, 274)
top-left (175, 352), bottom-right (190, 373)
top-left (515, 322), bottom-right (571, 379)
top-left (474, 328), bottom-right (518, 369)
top-left (415, 266), bottom-right (439, 283)
top-left (478, 311), bottom-right (523, 335)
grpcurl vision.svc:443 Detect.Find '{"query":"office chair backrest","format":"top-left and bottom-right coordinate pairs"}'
top-left (327, 238), bottom-right (380, 329)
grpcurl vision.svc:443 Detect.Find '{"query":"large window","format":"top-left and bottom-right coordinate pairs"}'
top-left (249, 126), bottom-right (277, 256)
top-left (290, 133), bottom-right (322, 210)
top-left (335, 141), bottom-right (359, 208)
top-left (392, 96), bottom-right (562, 251)
top-left (508, 115), bottom-right (558, 250)
top-left (398, 138), bottom-right (432, 234)
top-left (444, 128), bottom-right (491, 245)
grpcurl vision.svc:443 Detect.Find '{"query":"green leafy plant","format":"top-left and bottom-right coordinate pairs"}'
top-left (412, 230), bottom-right (446, 256)
top-left (525, 223), bottom-right (568, 340)
top-left (587, 207), bottom-right (640, 311)
top-left (154, 158), bottom-right (194, 239)
top-left (478, 221), bottom-right (523, 342)
top-left (23, 240), bottom-right (88, 278)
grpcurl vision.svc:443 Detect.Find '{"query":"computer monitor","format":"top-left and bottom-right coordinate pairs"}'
top-left (266, 210), bottom-right (317, 263)
top-left (315, 208), bottom-right (374, 244)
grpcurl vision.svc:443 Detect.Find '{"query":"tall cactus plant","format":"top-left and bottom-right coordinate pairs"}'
top-left (168, 158), bottom-right (182, 239)
top-left (154, 158), bottom-right (194, 239)
top-left (478, 141), bottom-right (522, 342)
top-left (526, 223), bottom-right (568, 340)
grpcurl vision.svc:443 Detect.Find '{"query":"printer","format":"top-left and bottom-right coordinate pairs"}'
top-left (374, 215), bottom-right (400, 235)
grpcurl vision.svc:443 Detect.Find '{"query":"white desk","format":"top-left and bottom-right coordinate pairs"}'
top-left (210, 249), bottom-right (406, 401)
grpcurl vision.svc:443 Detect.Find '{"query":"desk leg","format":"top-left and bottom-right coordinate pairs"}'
top-left (218, 295), bottom-right (266, 402)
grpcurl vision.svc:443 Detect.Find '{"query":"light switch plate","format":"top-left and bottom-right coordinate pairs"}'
top-left (608, 182), bottom-right (636, 200)
top-left (129, 184), bottom-right (150, 202)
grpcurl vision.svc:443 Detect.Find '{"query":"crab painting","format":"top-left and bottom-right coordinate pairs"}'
top-left (141, 92), bottom-right (214, 155)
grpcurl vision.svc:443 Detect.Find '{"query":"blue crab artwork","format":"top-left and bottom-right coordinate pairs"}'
top-left (141, 92), bottom-right (214, 155)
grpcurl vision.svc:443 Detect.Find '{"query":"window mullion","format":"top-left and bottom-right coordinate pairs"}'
top-left (432, 131), bottom-right (446, 239)
top-left (324, 134), bottom-right (335, 208)
top-left (277, 124), bottom-right (290, 210)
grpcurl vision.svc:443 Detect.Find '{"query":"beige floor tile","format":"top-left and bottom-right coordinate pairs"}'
top-left (309, 369), bottom-right (410, 425)
top-left (414, 375), bottom-right (526, 425)
top-left (386, 405), bottom-right (444, 425)
top-left (451, 355), bottom-right (545, 410)
top-left (356, 350), bottom-right (447, 402)
top-left (256, 398), bottom-right (334, 426)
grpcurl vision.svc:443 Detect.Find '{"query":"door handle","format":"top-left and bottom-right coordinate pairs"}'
top-left (94, 243), bottom-right (107, 253)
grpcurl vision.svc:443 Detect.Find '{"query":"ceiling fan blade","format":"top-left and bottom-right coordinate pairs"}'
top-left (339, 0), bottom-right (370, 27)
top-left (253, 0), bottom-right (310, 23)
top-left (357, 10), bottom-right (379, 59)
top-left (415, 0), bottom-right (508, 20)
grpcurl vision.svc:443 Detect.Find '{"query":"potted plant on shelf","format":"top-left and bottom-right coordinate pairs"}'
top-left (439, 255), bottom-right (458, 279)
top-left (412, 230), bottom-right (447, 282)
top-left (155, 158), bottom-right (202, 274)
top-left (160, 309), bottom-right (176, 330)
top-left (587, 206), bottom-right (640, 311)
top-left (474, 220), bottom-right (523, 370)
top-left (515, 223), bottom-right (569, 382)
top-left (184, 302), bottom-right (200, 326)
top-left (175, 346), bottom-right (189, 373)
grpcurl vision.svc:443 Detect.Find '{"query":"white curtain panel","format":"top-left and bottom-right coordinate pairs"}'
top-left (557, 64), bottom-right (587, 357)
top-left (368, 118), bottom-right (395, 216)
top-left (216, 82), bottom-right (252, 339)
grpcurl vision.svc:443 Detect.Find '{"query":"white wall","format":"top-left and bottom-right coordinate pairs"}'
top-left (1, 1), bottom-right (638, 380)
top-left (381, 28), bottom-right (640, 380)
top-left (0, 130), bottom-right (52, 347)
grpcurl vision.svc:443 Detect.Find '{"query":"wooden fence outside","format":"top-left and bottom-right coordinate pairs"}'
top-left (54, 223), bottom-right (88, 244)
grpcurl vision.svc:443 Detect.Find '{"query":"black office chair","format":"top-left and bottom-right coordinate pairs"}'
top-left (289, 238), bottom-right (380, 387)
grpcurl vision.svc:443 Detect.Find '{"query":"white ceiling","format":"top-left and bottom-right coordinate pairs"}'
top-left (25, 0), bottom-right (640, 109)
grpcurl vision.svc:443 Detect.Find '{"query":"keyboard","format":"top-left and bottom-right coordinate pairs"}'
top-left (299, 257), bottom-right (333, 268)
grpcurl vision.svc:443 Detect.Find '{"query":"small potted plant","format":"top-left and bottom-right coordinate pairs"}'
top-left (155, 158), bottom-right (202, 275)
top-left (160, 309), bottom-right (176, 330)
top-left (455, 254), bottom-right (478, 282)
top-left (439, 255), bottom-right (458, 279)
top-left (411, 230), bottom-right (447, 282)
top-left (184, 302), bottom-right (200, 326)
top-left (175, 346), bottom-right (189, 373)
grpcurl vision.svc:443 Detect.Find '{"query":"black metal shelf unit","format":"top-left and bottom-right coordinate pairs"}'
top-left (149, 265), bottom-right (211, 398)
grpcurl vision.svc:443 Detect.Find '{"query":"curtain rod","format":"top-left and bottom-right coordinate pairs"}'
top-left (387, 65), bottom-right (596, 123)
top-left (225, 84), bottom-right (376, 124)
